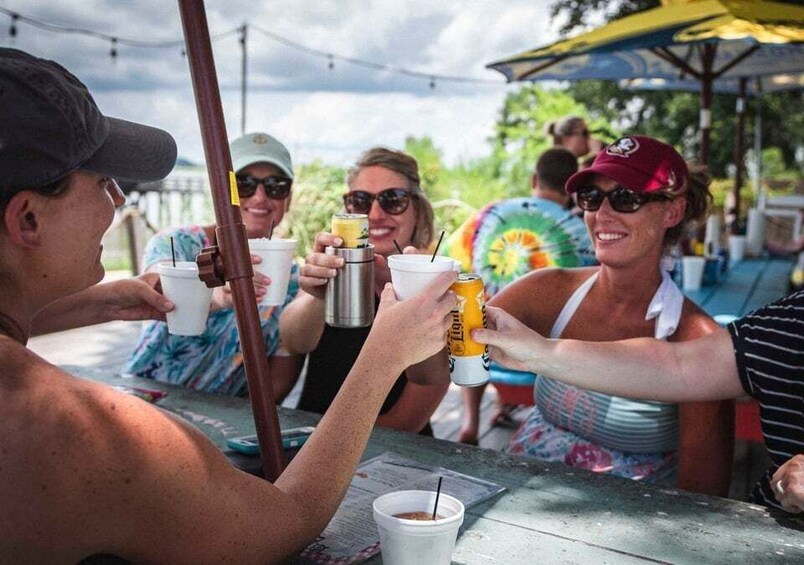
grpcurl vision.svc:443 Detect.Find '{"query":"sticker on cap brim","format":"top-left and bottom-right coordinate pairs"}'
top-left (606, 137), bottom-right (640, 158)
top-left (229, 171), bottom-right (240, 206)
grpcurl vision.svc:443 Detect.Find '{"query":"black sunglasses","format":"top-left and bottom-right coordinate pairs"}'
top-left (235, 174), bottom-right (292, 199)
top-left (575, 185), bottom-right (672, 213)
top-left (343, 188), bottom-right (412, 215)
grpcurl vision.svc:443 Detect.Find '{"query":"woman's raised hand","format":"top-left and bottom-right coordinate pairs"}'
top-left (299, 232), bottom-right (344, 300)
top-left (368, 270), bottom-right (457, 370)
top-left (472, 306), bottom-right (542, 373)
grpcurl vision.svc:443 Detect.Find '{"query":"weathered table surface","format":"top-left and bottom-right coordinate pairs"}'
top-left (69, 366), bottom-right (804, 564)
top-left (684, 256), bottom-right (793, 319)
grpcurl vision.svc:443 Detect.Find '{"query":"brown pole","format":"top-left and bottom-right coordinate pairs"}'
top-left (698, 44), bottom-right (717, 166)
top-left (178, 0), bottom-right (285, 481)
top-left (732, 77), bottom-right (748, 229)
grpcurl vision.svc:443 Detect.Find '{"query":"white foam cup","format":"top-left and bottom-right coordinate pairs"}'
top-left (157, 261), bottom-right (213, 336)
top-left (681, 256), bottom-right (706, 292)
top-left (387, 255), bottom-right (459, 300)
top-left (248, 238), bottom-right (297, 306)
top-left (373, 490), bottom-right (464, 565)
top-left (728, 235), bottom-right (747, 265)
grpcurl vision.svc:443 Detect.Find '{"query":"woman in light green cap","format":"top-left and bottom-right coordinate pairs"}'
top-left (124, 132), bottom-right (302, 399)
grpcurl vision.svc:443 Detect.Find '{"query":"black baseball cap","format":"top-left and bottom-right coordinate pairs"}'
top-left (0, 48), bottom-right (177, 198)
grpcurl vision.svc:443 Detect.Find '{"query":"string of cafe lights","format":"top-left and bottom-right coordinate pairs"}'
top-left (1, 7), bottom-right (501, 89)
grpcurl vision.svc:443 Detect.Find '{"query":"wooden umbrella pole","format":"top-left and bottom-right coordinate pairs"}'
top-left (178, 0), bottom-right (285, 481)
top-left (732, 77), bottom-right (748, 226)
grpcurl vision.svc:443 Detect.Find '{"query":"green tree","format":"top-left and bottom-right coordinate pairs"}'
top-left (404, 136), bottom-right (444, 196)
top-left (283, 160), bottom-right (345, 256)
top-left (491, 85), bottom-right (618, 187)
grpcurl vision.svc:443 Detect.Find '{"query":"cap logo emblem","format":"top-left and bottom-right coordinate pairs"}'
top-left (252, 134), bottom-right (269, 145)
top-left (606, 137), bottom-right (640, 158)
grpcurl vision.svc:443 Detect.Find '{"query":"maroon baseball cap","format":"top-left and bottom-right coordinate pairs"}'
top-left (565, 135), bottom-right (688, 194)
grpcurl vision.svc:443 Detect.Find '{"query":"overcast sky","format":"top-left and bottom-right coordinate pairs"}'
top-left (2, 1), bottom-right (567, 167)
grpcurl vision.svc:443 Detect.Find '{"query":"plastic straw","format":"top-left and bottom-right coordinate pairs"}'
top-left (268, 219), bottom-right (275, 240)
top-left (432, 476), bottom-right (443, 520)
top-left (170, 236), bottom-right (176, 267)
top-left (393, 239), bottom-right (404, 255)
top-left (430, 230), bottom-right (445, 262)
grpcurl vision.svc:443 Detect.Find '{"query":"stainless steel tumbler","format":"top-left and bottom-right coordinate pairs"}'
top-left (324, 245), bottom-right (375, 328)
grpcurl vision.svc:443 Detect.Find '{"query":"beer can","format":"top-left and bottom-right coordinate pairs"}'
top-left (332, 213), bottom-right (369, 249)
top-left (447, 273), bottom-right (490, 387)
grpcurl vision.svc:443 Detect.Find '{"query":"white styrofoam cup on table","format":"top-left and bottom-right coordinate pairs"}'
top-left (373, 490), bottom-right (464, 565)
top-left (681, 256), bottom-right (706, 292)
top-left (728, 235), bottom-right (747, 265)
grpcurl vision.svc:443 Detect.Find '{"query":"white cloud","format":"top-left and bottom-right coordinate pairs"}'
top-left (2, 0), bottom-right (561, 167)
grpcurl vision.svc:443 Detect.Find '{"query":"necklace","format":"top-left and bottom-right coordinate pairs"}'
top-left (0, 311), bottom-right (27, 344)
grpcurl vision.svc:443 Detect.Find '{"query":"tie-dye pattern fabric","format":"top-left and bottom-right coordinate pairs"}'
top-left (123, 226), bottom-right (298, 396)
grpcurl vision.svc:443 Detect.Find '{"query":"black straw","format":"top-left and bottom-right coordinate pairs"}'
top-left (393, 239), bottom-right (404, 255)
top-left (170, 236), bottom-right (176, 267)
top-left (432, 476), bottom-right (443, 520)
top-left (430, 230), bottom-right (445, 262)
top-left (268, 219), bottom-right (275, 240)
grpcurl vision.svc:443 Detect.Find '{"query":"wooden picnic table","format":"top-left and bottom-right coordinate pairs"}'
top-left (68, 365), bottom-right (804, 564)
top-left (683, 256), bottom-right (793, 320)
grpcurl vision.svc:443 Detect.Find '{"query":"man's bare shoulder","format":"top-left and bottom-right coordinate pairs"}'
top-left (0, 339), bottom-right (232, 560)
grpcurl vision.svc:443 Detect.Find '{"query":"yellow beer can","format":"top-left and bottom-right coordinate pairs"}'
top-left (447, 273), bottom-right (490, 386)
top-left (332, 213), bottom-right (369, 249)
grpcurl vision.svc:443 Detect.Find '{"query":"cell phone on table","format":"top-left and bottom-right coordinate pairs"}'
top-left (226, 426), bottom-right (316, 455)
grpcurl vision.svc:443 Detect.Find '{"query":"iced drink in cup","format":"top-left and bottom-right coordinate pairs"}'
top-left (248, 238), bottom-right (297, 306)
top-left (373, 490), bottom-right (464, 565)
top-left (157, 261), bottom-right (213, 336)
top-left (387, 255), bottom-right (458, 300)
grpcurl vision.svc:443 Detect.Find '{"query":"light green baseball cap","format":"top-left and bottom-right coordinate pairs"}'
top-left (230, 132), bottom-right (293, 179)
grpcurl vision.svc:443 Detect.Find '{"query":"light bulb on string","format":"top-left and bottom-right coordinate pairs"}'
top-left (327, 54), bottom-right (334, 70)
top-left (429, 76), bottom-right (436, 90)
top-left (110, 38), bottom-right (118, 62)
top-left (9, 13), bottom-right (18, 39)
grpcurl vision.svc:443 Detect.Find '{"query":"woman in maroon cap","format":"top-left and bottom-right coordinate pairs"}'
top-left (488, 135), bottom-right (733, 496)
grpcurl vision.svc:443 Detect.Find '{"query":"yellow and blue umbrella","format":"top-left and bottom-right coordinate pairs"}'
top-left (487, 0), bottom-right (804, 165)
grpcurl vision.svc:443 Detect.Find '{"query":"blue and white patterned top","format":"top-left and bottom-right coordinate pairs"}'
top-left (123, 225), bottom-right (299, 396)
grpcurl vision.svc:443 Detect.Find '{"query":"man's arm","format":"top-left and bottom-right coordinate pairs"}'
top-left (473, 306), bottom-right (745, 403)
top-left (30, 273), bottom-right (173, 335)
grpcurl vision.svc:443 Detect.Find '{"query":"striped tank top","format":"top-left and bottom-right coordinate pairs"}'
top-left (536, 271), bottom-right (682, 453)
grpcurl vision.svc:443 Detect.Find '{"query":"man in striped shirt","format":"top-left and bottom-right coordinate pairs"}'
top-left (474, 289), bottom-right (804, 514)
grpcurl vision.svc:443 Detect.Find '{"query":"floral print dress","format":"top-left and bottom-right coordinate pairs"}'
top-left (123, 226), bottom-right (298, 396)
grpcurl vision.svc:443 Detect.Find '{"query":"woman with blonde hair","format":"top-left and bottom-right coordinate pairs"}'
top-left (280, 147), bottom-right (450, 435)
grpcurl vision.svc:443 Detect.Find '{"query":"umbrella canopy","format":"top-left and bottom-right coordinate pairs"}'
top-left (487, 0), bottom-right (804, 164)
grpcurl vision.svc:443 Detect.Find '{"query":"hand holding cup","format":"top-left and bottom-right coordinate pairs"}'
top-left (369, 270), bottom-right (457, 371)
top-left (299, 231), bottom-right (344, 300)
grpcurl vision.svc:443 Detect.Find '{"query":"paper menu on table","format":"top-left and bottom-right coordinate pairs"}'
top-left (296, 452), bottom-right (505, 564)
